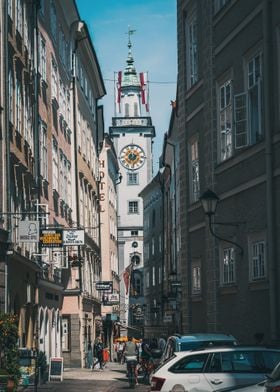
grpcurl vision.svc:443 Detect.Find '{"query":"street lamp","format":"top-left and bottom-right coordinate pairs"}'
top-left (200, 189), bottom-right (244, 254)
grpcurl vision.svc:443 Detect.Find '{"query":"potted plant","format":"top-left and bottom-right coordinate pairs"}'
top-left (0, 313), bottom-right (20, 391)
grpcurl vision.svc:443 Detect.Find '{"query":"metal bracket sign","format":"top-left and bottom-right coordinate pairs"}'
top-left (62, 229), bottom-right (85, 246)
top-left (96, 281), bottom-right (113, 292)
top-left (40, 229), bottom-right (63, 248)
top-left (18, 221), bottom-right (39, 243)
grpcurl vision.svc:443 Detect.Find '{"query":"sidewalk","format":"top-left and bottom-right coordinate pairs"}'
top-left (17, 362), bottom-right (127, 391)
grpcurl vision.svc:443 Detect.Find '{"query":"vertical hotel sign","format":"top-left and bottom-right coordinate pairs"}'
top-left (40, 229), bottom-right (63, 248)
top-left (99, 159), bottom-right (105, 212)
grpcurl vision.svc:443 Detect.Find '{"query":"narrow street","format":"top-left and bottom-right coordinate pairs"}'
top-left (21, 362), bottom-right (151, 392)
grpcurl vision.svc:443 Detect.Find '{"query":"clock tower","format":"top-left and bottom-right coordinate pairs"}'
top-left (109, 28), bottom-right (155, 332)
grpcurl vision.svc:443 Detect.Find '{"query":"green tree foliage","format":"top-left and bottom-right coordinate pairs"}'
top-left (0, 313), bottom-right (20, 383)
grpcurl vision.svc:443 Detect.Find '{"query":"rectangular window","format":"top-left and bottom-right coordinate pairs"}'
top-left (222, 248), bottom-right (235, 284)
top-left (219, 80), bottom-right (232, 161)
top-left (16, 0), bottom-right (23, 35)
top-left (8, 72), bottom-right (14, 124)
top-left (234, 52), bottom-right (263, 149)
top-left (189, 139), bottom-right (200, 202)
top-left (52, 138), bottom-right (59, 191)
top-left (192, 266), bottom-right (201, 294)
top-left (152, 266), bottom-right (155, 286)
top-left (51, 59), bottom-right (58, 100)
top-left (40, 122), bottom-right (48, 181)
top-left (234, 93), bottom-right (248, 148)
top-left (251, 240), bottom-right (266, 280)
top-left (185, 9), bottom-right (198, 89)
top-left (131, 231), bottom-right (138, 236)
top-left (62, 317), bottom-right (70, 351)
top-left (247, 53), bottom-right (263, 143)
top-left (128, 201), bottom-right (139, 214)
top-left (39, 35), bottom-right (46, 80)
top-left (146, 271), bottom-right (150, 289)
top-left (8, 0), bottom-right (12, 17)
top-left (152, 238), bottom-right (155, 255)
top-left (16, 79), bottom-right (22, 134)
top-left (127, 172), bottom-right (139, 185)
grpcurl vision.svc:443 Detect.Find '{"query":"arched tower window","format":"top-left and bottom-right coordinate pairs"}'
top-left (134, 102), bottom-right (138, 116)
top-left (125, 103), bottom-right (129, 117)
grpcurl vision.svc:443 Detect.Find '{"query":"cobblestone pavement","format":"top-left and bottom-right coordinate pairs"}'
top-left (17, 362), bottom-right (151, 392)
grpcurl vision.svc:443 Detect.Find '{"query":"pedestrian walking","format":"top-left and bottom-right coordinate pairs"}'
top-left (93, 337), bottom-right (104, 370)
top-left (117, 341), bottom-right (125, 364)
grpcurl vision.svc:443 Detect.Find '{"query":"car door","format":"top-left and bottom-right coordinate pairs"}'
top-left (204, 350), bottom-right (266, 391)
top-left (166, 353), bottom-right (214, 392)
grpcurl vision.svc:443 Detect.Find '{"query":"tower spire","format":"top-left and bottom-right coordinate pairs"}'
top-left (122, 26), bottom-right (139, 87)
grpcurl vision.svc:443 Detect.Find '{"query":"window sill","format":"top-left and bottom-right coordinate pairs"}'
top-left (248, 279), bottom-right (269, 291)
top-left (191, 294), bottom-right (202, 302)
top-left (219, 284), bottom-right (238, 295)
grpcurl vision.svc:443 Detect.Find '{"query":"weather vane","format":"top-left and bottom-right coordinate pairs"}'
top-left (126, 25), bottom-right (136, 48)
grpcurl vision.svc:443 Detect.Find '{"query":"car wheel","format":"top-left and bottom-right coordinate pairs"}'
top-left (171, 385), bottom-right (186, 392)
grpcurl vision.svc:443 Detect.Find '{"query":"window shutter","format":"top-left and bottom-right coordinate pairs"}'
top-left (234, 92), bottom-right (248, 149)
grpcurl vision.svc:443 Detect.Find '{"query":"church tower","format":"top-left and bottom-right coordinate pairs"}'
top-left (109, 28), bottom-right (155, 332)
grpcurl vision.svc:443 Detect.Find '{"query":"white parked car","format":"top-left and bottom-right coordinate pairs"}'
top-left (150, 346), bottom-right (280, 392)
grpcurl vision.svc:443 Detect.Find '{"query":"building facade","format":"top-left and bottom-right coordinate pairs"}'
top-left (99, 134), bottom-right (120, 355)
top-left (0, 0), bottom-right (107, 373)
top-left (177, 0), bottom-right (280, 344)
top-left (109, 31), bottom-right (155, 335)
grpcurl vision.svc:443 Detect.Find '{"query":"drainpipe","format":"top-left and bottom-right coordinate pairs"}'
top-left (263, 0), bottom-right (277, 343)
top-left (4, 0), bottom-right (10, 313)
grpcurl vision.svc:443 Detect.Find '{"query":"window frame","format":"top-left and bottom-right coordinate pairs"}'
top-left (128, 200), bottom-right (139, 214)
top-left (127, 172), bottom-right (139, 185)
top-left (189, 138), bottom-right (200, 203)
top-left (218, 79), bottom-right (233, 162)
top-left (221, 247), bottom-right (236, 285)
top-left (249, 239), bottom-right (266, 281)
top-left (185, 7), bottom-right (198, 89)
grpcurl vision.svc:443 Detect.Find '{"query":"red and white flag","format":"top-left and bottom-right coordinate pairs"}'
top-left (139, 72), bottom-right (149, 112)
top-left (123, 263), bottom-right (133, 295)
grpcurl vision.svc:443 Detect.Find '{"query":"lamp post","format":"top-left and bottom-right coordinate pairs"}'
top-left (200, 189), bottom-right (244, 254)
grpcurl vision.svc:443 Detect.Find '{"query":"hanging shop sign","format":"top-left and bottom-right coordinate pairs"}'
top-left (62, 229), bottom-right (84, 246)
top-left (18, 220), bottom-right (39, 243)
top-left (103, 293), bottom-right (119, 306)
top-left (96, 281), bottom-right (113, 292)
top-left (39, 229), bottom-right (63, 248)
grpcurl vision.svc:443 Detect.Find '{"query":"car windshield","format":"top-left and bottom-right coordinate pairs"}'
top-left (179, 340), bottom-right (235, 351)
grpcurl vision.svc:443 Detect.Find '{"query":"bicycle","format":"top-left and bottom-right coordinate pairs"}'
top-left (126, 355), bottom-right (138, 388)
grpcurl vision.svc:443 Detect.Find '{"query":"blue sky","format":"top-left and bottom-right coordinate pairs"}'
top-left (76, 0), bottom-right (177, 170)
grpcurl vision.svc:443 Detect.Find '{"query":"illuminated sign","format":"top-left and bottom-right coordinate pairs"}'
top-left (40, 229), bottom-right (63, 248)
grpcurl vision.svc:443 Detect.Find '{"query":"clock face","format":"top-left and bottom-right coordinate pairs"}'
top-left (119, 144), bottom-right (146, 170)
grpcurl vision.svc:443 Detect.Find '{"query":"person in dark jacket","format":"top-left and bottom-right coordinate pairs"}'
top-left (92, 337), bottom-right (104, 370)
